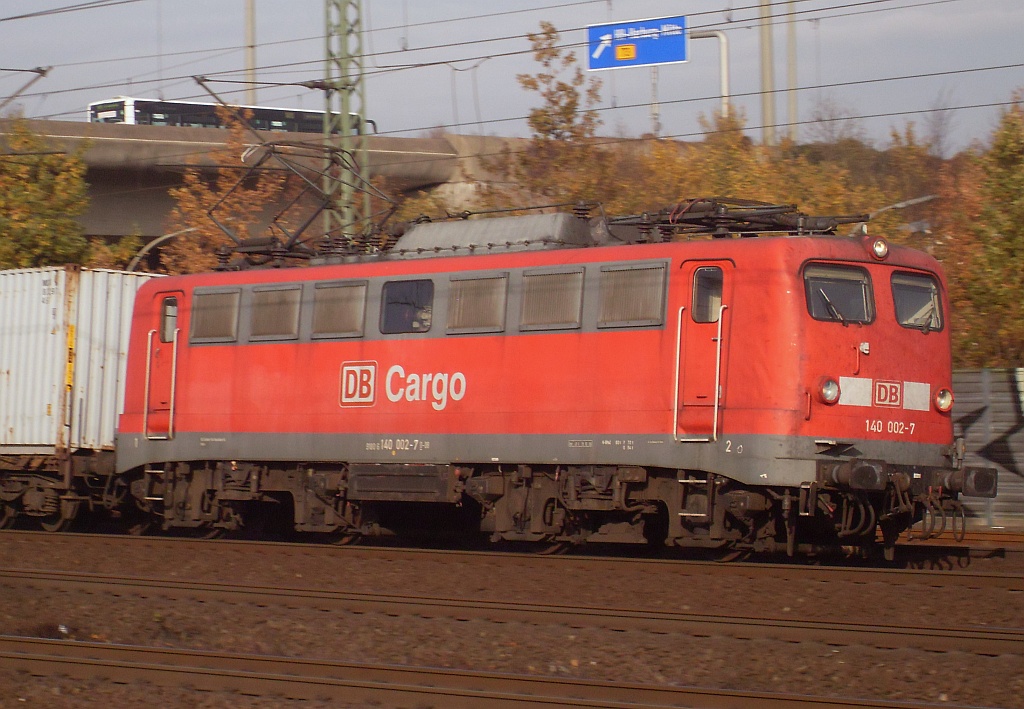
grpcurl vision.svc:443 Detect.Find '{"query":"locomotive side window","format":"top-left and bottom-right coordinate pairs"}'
top-left (804, 264), bottom-right (874, 324)
top-left (692, 267), bottom-right (724, 323)
top-left (520, 270), bottom-right (584, 330)
top-left (191, 290), bottom-right (240, 342)
top-left (250, 286), bottom-right (301, 340)
top-left (892, 272), bottom-right (943, 332)
top-left (312, 281), bottom-right (367, 338)
top-left (448, 275), bottom-right (507, 333)
top-left (599, 264), bottom-right (666, 327)
top-left (381, 279), bottom-right (434, 334)
top-left (159, 297), bottom-right (178, 343)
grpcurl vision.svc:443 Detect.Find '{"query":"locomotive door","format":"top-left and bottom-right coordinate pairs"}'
top-left (144, 291), bottom-right (183, 439)
top-left (675, 261), bottom-right (733, 440)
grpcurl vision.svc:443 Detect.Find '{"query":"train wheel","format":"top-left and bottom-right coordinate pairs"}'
top-left (38, 512), bottom-right (74, 533)
top-left (37, 498), bottom-right (78, 533)
top-left (536, 540), bottom-right (571, 555)
top-left (0, 503), bottom-right (16, 530)
top-left (713, 548), bottom-right (751, 562)
top-left (330, 532), bottom-right (362, 546)
top-left (126, 517), bottom-right (153, 536)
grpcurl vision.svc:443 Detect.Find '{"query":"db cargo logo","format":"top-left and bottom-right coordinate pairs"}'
top-left (340, 361), bottom-right (377, 407)
top-left (874, 380), bottom-right (902, 408)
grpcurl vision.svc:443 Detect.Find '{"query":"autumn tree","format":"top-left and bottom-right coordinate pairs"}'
top-left (937, 96), bottom-right (1024, 367)
top-left (0, 118), bottom-right (90, 268)
top-left (617, 111), bottom-right (889, 230)
top-left (164, 107), bottom-right (298, 274)
top-left (485, 21), bottom-right (617, 208)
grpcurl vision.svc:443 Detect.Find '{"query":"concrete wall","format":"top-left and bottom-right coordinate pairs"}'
top-left (4, 119), bottom-right (465, 239)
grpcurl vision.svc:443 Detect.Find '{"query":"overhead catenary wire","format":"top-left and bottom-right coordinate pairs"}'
top-left (25, 92), bottom-right (1016, 208)
top-left (10, 0), bottom-right (970, 109)
top-left (7, 60), bottom-right (1017, 178)
top-left (3, 0), bottom-right (1012, 166)
top-left (0, 0), bottom-right (146, 23)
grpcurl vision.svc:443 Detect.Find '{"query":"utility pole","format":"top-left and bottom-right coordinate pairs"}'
top-left (759, 0), bottom-right (776, 146)
top-left (690, 31), bottom-right (730, 119)
top-left (245, 0), bottom-right (256, 105)
top-left (650, 66), bottom-right (660, 136)
top-left (786, 0), bottom-right (797, 142)
top-left (323, 0), bottom-right (369, 244)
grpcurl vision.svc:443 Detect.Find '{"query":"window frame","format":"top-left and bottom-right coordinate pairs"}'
top-left (380, 278), bottom-right (435, 335)
top-left (311, 280), bottom-right (368, 340)
top-left (597, 262), bottom-right (668, 329)
top-left (803, 263), bottom-right (875, 325)
top-left (519, 268), bottom-right (585, 332)
top-left (691, 266), bottom-right (725, 324)
top-left (159, 296), bottom-right (178, 343)
top-left (248, 285), bottom-right (302, 342)
top-left (447, 272), bottom-right (509, 335)
top-left (891, 270), bottom-right (944, 333)
top-left (189, 288), bottom-right (241, 343)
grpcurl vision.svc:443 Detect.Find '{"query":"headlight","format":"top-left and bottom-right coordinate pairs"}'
top-left (818, 377), bottom-right (841, 404)
top-left (935, 388), bottom-right (954, 412)
top-left (869, 237), bottom-right (889, 260)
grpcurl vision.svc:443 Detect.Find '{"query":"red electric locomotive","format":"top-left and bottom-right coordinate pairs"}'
top-left (116, 200), bottom-right (996, 557)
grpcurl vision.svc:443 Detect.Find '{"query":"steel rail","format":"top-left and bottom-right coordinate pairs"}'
top-left (900, 529), bottom-right (1024, 547)
top-left (0, 635), bottom-right (960, 709)
top-left (1, 568), bottom-right (1020, 655)
top-left (2, 530), bottom-right (1022, 590)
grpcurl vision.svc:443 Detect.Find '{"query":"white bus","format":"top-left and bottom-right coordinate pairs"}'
top-left (87, 97), bottom-right (374, 134)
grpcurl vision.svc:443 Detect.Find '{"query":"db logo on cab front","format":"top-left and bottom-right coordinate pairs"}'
top-left (873, 380), bottom-right (902, 408)
top-left (340, 361), bottom-right (377, 407)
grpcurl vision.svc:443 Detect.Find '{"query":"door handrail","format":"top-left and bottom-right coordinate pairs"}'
top-left (674, 303), bottom-right (728, 443)
top-left (142, 329), bottom-right (155, 438)
top-left (711, 304), bottom-right (729, 442)
top-left (143, 327), bottom-right (179, 440)
top-left (168, 326), bottom-right (179, 440)
top-left (672, 307), bottom-right (685, 441)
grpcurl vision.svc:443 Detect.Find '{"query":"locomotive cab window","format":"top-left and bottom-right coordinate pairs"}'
top-left (804, 264), bottom-right (874, 324)
top-left (312, 281), bottom-right (367, 338)
top-left (520, 270), bottom-right (584, 331)
top-left (191, 289), bottom-right (240, 342)
top-left (892, 272), bottom-right (943, 332)
top-left (381, 279), bottom-right (433, 334)
top-left (692, 267), bottom-right (724, 323)
top-left (159, 297), bottom-right (178, 343)
top-left (599, 264), bottom-right (666, 327)
top-left (250, 286), bottom-right (301, 340)
top-left (448, 274), bottom-right (508, 333)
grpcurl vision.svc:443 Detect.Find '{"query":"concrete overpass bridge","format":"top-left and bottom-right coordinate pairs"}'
top-left (10, 119), bottom-right (499, 240)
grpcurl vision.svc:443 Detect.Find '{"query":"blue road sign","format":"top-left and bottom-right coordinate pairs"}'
top-left (587, 15), bottom-right (688, 71)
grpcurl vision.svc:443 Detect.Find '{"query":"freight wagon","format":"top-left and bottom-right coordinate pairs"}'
top-left (0, 266), bottom-right (155, 529)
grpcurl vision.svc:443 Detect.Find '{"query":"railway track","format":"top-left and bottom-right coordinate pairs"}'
top-left (0, 635), bottom-right (977, 709)
top-left (2, 530), bottom-right (1022, 591)
top-left (2, 567), bottom-right (1019, 655)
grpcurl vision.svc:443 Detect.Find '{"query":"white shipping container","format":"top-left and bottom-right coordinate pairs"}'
top-left (0, 266), bottom-right (156, 453)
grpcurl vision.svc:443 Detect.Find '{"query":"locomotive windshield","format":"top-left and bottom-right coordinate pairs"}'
top-left (803, 264), bottom-right (874, 324)
top-left (892, 272), bottom-right (943, 332)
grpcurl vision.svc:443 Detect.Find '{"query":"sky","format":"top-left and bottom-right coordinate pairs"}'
top-left (0, 0), bottom-right (1022, 155)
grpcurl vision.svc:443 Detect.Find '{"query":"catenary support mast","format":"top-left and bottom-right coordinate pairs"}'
top-left (323, 0), bottom-right (369, 243)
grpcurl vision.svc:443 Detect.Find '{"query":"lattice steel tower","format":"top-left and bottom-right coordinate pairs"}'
top-left (323, 0), bottom-right (370, 243)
